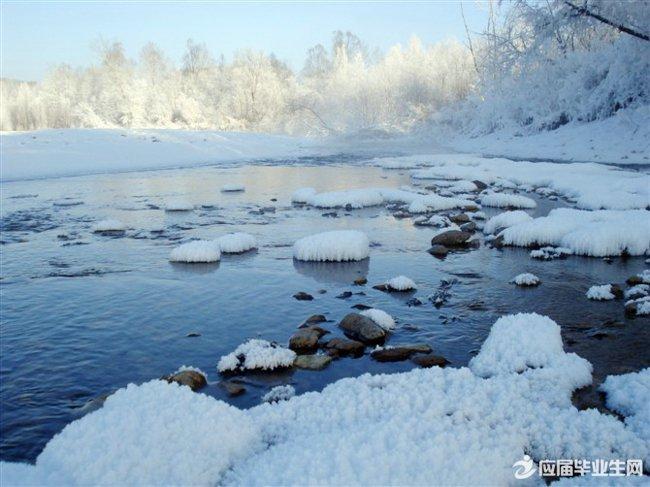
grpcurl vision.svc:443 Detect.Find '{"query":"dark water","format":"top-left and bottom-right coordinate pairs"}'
top-left (1, 160), bottom-right (648, 462)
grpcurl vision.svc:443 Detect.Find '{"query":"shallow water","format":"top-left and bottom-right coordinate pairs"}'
top-left (1, 158), bottom-right (649, 462)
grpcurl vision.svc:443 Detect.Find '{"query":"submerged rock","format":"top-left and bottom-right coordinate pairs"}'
top-left (294, 354), bottom-right (332, 370)
top-left (324, 337), bottom-right (365, 357)
top-left (371, 343), bottom-right (432, 362)
top-left (339, 313), bottom-right (387, 344)
top-left (293, 292), bottom-right (314, 301)
top-left (449, 213), bottom-right (470, 224)
top-left (299, 314), bottom-right (327, 327)
top-left (460, 221), bottom-right (477, 233)
top-left (431, 230), bottom-right (472, 247)
top-left (336, 291), bottom-right (353, 299)
top-left (353, 277), bottom-right (368, 285)
top-left (289, 328), bottom-right (322, 352)
top-left (412, 353), bottom-right (450, 368)
top-left (428, 244), bottom-right (449, 257)
top-left (164, 370), bottom-right (207, 391)
top-left (473, 180), bottom-right (488, 191)
top-left (221, 380), bottom-right (246, 397)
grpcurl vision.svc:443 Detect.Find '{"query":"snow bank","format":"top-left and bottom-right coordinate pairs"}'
top-left (4, 313), bottom-right (648, 486)
top-left (217, 339), bottom-right (296, 373)
top-left (512, 273), bottom-right (540, 287)
top-left (500, 208), bottom-right (650, 257)
top-left (262, 385), bottom-right (296, 403)
top-left (480, 192), bottom-right (537, 209)
top-left (386, 275), bottom-right (416, 291)
top-left (484, 210), bottom-right (533, 235)
top-left (360, 309), bottom-right (395, 331)
top-left (216, 233), bottom-right (257, 254)
top-left (293, 230), bottom-right (369, 262)
top-left (586, 285), bottom-right (615, 301)
top-left (169, 241), bottom-right (221, 263)
top-left (91, 219), bottom-right (126, 232)
top-left (410, 155), bottom-right (649, 210)
top-left (291, 187), bottom-right (317, 204)
top-left (164, 199), bottom-right (194, 212)
top-left (221, 184), bottom-right (245, 192)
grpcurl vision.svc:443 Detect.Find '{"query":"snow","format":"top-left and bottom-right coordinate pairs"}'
top-left (529, 246), bottom-right (572, 260)
top-left (164, 199), bottom-right (194, 212)
top-left (483, 210), bottom-right (533, 235)
top-left (480, 192), bottom-right (537, 209)
top-left (413, 215), bottom-right (451, 227)
top-left (291, 187), bottom-right (317, 204)
top-left (293, 230), bottom-right (370, 262)
top-left (635, 270), bottom-right (650, 284)
top-left (586, 285), bottom-right (615, 301)
top-left (217, 339), bottom-right (296, 373)
top-left (500, 208), bottom-right (650, 257)
top-left (216, 233), bottom-right (257, 254)
top-left (262, 385), bottom-right (296, 403)
top-left (625, 285), bottom-right (649, 300)
top-left (221, 184), bottom-right (245, 192)
top-left (512, 273), bottom-right (540, 287)
top-left (91, 219), bottom-right (126, 232)
top-left (632, 297), bottom-right (650, 316)
top-left (386, 275), bottom-right (416, 291)
top-left (1, 129), bottom-right (320, 181)
top-left (4, 312), bottom-right (649, 486)
top-left (169, 241), bottom-right (221, 263)
top-left (300, 188), bottom-right (385, 209)
top-left (359, 308), bottom-right (396, 331)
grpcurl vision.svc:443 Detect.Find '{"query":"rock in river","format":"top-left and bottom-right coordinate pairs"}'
top-left (428, 244), bottom-right (449, 257)
top-left (412, 353), bottom-right (450, 368)
top-left (164, 370), bottom-right (207, 391)
top-left (294, 354), bottom-right (333, 370)
top-left (338, 313), bottom-right (387, 344)
top-left (431, 230), bottom-right (472, 247)
top-left (289, 328), bottom-right (324, 352)
top-left (293, 291), bottom-right (314, 301)
top-left (370, 343), bottom-right (432, 362)
top-left (221, 380), bottom-right (246, 396)
top-left (299, 314), bottom-right (327, 327)
top-left (324, 337), bottom-right (365, 357)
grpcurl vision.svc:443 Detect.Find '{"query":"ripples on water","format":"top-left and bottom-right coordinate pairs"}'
top-left (1, 159), bottom-right (648, 462)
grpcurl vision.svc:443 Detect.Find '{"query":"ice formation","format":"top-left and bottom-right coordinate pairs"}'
top-left (2, 313), bottom-right (648, 485)
top-left (480, 192), bottom-right (537, 209)
top-left (217, 339), bottom-right (296, 373)
top-left (293, 230), bottom-right (370, 262)
top-left (386, 275), bottom-right (417, 291)
top-left (262, 385), bottom-right (296, 403)
top-left (291, 187), bottom-right (317, 204)
top-left (359, 308), bottom-right (396, 331)
top-left (483, 210), bottom-right (532, 235)
top-left (512, 273), bottom-right (540, 287)
top-left (216, 233), bottom-right (257, 253)
top-left (586, 284), bottom-right (615, 301)
top-left (169, 241), bottom-right (221, 263)
top-left (91, 219), bottom-right (126, 232)
top-left (164, 199), bottom-right (194, 211)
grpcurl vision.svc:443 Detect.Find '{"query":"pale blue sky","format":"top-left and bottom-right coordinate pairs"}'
top-left (1, 1), bottom-right (489, 81)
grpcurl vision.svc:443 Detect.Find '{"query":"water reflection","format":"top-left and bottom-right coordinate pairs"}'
top-left (293, 258), bottom-right (369, 284)
top-left (169, 262), bottom-right (221, 274)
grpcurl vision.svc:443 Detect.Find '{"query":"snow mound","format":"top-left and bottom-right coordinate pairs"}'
top-left (484, 210), bottom-right (532, 235)
top-left (169, 241), bottom-right (221, 263)
top-left (291, 187), bottom-right (317, 204)
top-left (216, 233), bottom-right (257, 254)
top-left (386, 275), bottom-right (416, 291)
top-left (262, 385), bottom-right (296, 403)
top-left (5, 313), bottom-right (649, 485)
top-left (512, 273), bottom-right (540, 287)
top-left (586, 284), bottom-right (615, 301)
top-left (221, 184), bottom-right (245, 192)
top-left (305, 188), bottom-right (384, 209)
top-left (500, 208), bottom-right (650, 257)
top-left (164, 199), bottom-right (193, 211)
top-left (480, 192), bottom-right (537, 209)
top-left (360, 308), bottom-right (395, 331)
top-left (218, 339), bottom-right (296, 373)
top-left (530, 246), bottom-right (572, 260)
top-left (625, 284), bottom-right (649, 300)
top-left (91, 219), bottom-right (126, 232)
top-left (293, 230), bottom-right (369, 262)
top-left (372, 157), bottom-right (419, 169)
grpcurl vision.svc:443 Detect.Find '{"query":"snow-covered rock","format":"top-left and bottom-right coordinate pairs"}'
top-left (484, 210), bottom-right (532, 235)
top-left (221, 184), bottom-right (245, 192)
top-left (169, 241), bottom-right (221, 263)
top-left (4, 313), bottom-right (649, 486)
top-left (512, 273), bottom-right (540, 287)
top-left (216, 233), bottom-right (257, 254)
top-left (500, 208), bottom-right (650, 257)
top-left (164, 199), bottom-right (194, 211)
top-left (586, 284), bottom-right (615, 301)
top-left (92, 219), bottom-right (126, 232)
top-left (480, 192), bottom-right (537, 209)
top-left (262, 385), bottom-right (296, 403)
top-left (386, 275), bottom-right (416, 291)
top-left (359, 308), bottom-right (395, 331)
top-left (291, 187), bottom-right (317, 204)
top-left (293, 230), bottom-right (370, 262)
top-left (218, 339), bottom-right (296, 373)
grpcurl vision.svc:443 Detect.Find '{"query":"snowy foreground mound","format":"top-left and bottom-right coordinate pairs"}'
top-left (169, 241), bottom-right (221, 263)
top-left (499, 208), bottom-right (650, 257)
top-left (293, 230), bottom-right (369, 262)
top-left (3, 313), bottom-right (648, 486)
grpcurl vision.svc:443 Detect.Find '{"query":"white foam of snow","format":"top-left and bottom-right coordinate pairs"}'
top-left (480, 192), bottom-right (537, 209)
top-left (216, 233), bottom-right (257, 254)
top-left (512, 273), bottom-right (540, 287)
top-left (500, 208), bottom-right (650, 257)
top-left (386, 275), bottom-right (416, 291)
top-left (586, 284), bottom-right (615, 301)
top-left (484, 210), bottom-right (533, 235)
top-left (3, 313), bottom-right (648, 486)
top-left (291, 187), bottom-right (317, 204)
top-left (262, 385), bottom-right (296, 403)
top-left (169, 241), bottom-right (221, 263)
top-left (91, 219), bottom-right (126, 232)
top-left (217, 339), bottom-right (296, 373)
top-left (360, 309), bottom-right (396, 331)
top-left (293, 230), bottom-right (369, 262)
